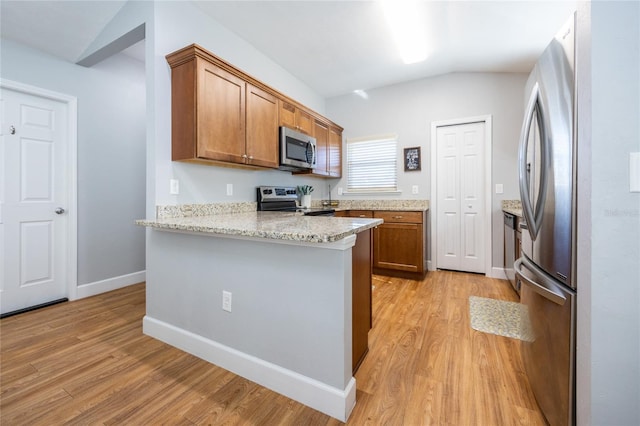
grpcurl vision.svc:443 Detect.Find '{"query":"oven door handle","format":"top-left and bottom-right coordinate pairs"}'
top-left (515, 257), bottom-right (566, 306)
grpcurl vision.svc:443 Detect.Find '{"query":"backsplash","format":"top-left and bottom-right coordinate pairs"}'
top-left (156, 202), bottom-right (256, 219)
top-left (501, 199), bottom-right (522, 210)
top-left (314, 199), bottom-right (429, 211)
top-left (155, 199), bottom-right (430, 219)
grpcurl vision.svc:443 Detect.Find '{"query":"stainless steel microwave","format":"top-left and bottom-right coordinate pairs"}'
top-left (279, 126), bottom-right (316, 171)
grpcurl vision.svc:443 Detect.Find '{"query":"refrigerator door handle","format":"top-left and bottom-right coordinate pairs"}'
top-left (515, 257), bottom-right (566, 306)
top-left (518, 82), bottom-right (548, 241)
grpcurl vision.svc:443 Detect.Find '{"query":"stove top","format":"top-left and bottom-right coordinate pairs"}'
top-left (256, 186), bottom-right (335, 216)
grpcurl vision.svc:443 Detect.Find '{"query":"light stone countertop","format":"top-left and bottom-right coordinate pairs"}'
top-left (501, 200), bottom-right (523, 217)
top-left (137, 211), bottom-right (383, 244)
top-left (316, 199), bottom-right (429, 212)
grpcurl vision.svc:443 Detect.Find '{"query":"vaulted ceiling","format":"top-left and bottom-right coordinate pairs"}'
top-left (1, 1), bottom-right (577, 98)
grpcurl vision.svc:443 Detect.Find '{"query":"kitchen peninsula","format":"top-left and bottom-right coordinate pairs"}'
top-left (137, 203), bottom-right (382, 421)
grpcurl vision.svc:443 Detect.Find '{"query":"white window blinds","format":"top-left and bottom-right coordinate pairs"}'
top-left (346, 135), bottom-right (398, 192)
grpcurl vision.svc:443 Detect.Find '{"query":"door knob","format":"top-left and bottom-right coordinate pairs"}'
top-left (55, 207), bottom-right (66, 215)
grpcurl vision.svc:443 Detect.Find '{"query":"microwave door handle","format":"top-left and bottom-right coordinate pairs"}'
top-left (310, 142), bottom-right (317, 167)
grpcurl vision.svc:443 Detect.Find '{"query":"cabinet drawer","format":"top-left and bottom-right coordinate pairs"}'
top-left (374, 211), bottom-right (422, 224)
top-left (347, 210), bottom-right (374, 218)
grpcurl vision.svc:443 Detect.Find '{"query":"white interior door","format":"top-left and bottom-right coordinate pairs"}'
top-left (436, 121), bottom-right (486, 273)
top-left (1, 86), bottom-right (69, 314)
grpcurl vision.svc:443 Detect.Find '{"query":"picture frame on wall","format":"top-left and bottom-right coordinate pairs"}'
top-left (404, 147), bottom-right (421, 171)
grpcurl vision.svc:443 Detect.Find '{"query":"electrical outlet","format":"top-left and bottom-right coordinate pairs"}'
top-left (337, 187), bottom-right (343, 195)
top-left (412, 185), bottom-right (419, 194)
top-left (631, 152), bottom-right (640, 192)
top-left (226, 183), bottom-right (233, 196)
top-left (222, 290), bottom-right (232, 312)
top-left (496, 184), bottom-right (504, 194)
top-left (170, 179), bottom-right (179, 195)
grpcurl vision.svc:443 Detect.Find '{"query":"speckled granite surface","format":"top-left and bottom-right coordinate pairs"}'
top-left (156, 202), bottom-right (256, 219)
top-left (137, 211), bottom-right (383, 243)
top-left (314, 199), bottom-right (429, 211)
top-left (501, 200), bottom-right (523, 217)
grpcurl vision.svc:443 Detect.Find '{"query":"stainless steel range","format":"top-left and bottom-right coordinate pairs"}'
top-left (256, 186), bottom-right (335, 216)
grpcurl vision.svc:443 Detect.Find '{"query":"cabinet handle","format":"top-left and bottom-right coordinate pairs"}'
top-left (392, 216), bottom-right (403, 219)
top-left (358, 215), bottom-right (366, 218)
top-left (248, 155), bottom-right (253, 160)
top-left (241, 154), bottom-right (247, 159)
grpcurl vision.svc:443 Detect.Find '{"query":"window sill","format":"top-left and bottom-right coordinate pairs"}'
top-left (341, 190), bottom-right (403, 196)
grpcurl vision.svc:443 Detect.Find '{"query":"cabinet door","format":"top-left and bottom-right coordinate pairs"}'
top-left (352, 229), bottom-right (372, 373)
top-left (279, 100), bottom-right (296, 129)
top-left (197, 59), bottom-right (246, 163)
top-left (328, 126), bottom-right (342, 177)
top-left (246, 84), bottom-right (279, 168)
top-left (279, 101), bottom-right (314, 135)
top-left (313, 119), bottom-right (329, 176)
top-left (296, 108), bottom-right (314, 135)
top-left (374, 222), bottom-right (423, 273)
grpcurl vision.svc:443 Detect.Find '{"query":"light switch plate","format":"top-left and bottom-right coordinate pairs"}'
top-left (496, 184), bottom-right (504, 194)
top-left (222, 290), bottom-right (232, 312)
top-left (630, 152), bottom-right (640, 193)
top-left (170, 179), bottom-right (179, 195)
top-left (337, 187), bottom-right (343, 195)
top-left (226, 183), bottom-right (233, 196)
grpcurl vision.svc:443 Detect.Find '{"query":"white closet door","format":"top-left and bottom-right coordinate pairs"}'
top-left (436, 121), bottom-right (485, 273)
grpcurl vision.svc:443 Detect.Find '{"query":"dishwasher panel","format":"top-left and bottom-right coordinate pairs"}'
top-left (503, 212), bottom-right (518, 293)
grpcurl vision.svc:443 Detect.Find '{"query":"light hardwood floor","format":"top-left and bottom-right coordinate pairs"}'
top-left (0, 271), bottom-right (545, 425)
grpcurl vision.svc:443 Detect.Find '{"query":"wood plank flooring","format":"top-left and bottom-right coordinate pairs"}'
top-left (0, 271), bottom-right (545, 425)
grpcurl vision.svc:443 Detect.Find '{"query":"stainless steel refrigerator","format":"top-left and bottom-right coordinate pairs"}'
top-left (514, 13), bottom-right (577, 426)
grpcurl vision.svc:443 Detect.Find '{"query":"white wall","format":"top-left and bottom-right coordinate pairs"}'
top-left (576, 1), bottom-right (640, 424)
top-left (0, 38), bottom-right (146, 288)
top-left (150, 1), bottom-right (330, 213)
top-left (326, 73), bottom-right (528, 269)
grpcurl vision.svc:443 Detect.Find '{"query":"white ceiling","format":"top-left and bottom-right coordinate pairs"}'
top-left (1, 0), bottom-right (577, 98)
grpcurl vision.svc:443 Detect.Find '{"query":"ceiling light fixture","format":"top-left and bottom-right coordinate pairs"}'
top-left (380, 0), bottom-right (429, 65)
top-left (353, 89), bottom-right (369, 99)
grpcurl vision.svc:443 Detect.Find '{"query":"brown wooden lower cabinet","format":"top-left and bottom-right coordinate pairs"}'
top-left (338, 209), bottom-right (427, 278)
top-left (352, 229), bottom-right (372, 374)
top-left (373, 211), bottom-right (425, 275)
top-left (340, 209), bottom-right (427, 372)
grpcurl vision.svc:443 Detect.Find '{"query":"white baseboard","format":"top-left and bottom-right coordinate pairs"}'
top-left (489, 267), bottom-right (507, 279)
top-left (143, 316), bottom-right (356, 422)
top-left (75, 270), bottom-right (146, 299)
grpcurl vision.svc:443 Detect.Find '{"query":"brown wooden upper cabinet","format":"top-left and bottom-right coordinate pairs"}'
top-left (167, 46), bottom-right (279, 169)
top-left (279, 100), bottom-right (314, 135)
top-left (166, 44), bottom-right (342, 175)
top-left (294, 119), bottom-right (343, 178)
top-left (313, 119), bottom-right (329, 176)
top-left (328, 125), bottom-right (343, 178)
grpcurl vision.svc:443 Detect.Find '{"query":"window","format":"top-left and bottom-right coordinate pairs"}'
top-left (346, 134), bottom-right (398, 192)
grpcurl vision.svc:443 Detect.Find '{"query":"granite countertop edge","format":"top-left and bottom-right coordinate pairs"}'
top-left (137, 212), bottom-right (383, 243)
top-left (501, 200), bottom-right (523, 217)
